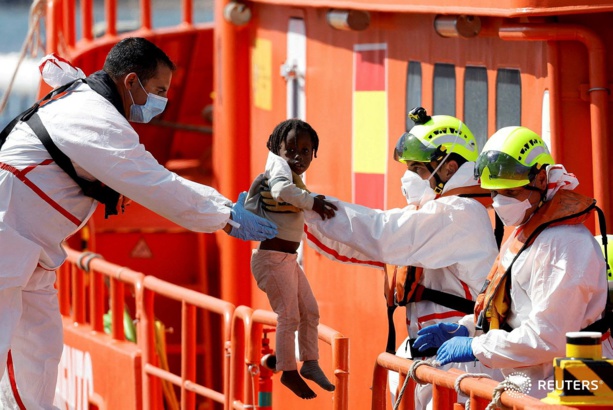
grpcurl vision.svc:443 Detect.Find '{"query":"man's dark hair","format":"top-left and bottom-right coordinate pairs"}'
top-left (103, 37), bottom-right (176, 82)
top-left (266, 119), bottom-right (319, 158)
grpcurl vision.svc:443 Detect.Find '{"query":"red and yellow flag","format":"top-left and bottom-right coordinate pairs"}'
top-left (352, 43), bottom-right (388, 209)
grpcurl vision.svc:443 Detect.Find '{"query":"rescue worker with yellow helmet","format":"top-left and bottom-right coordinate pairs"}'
top-left (414, 126), bottom-right (613, 399)
top-left (304, 107), bottom-right (500, 408)
top-left (394, 107), bottom-right (481, 202)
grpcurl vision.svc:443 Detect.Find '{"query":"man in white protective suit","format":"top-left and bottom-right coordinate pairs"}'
top-left (413, 126), bottom-right (613, 399)
top-left (0, 37), bottom-right (276, 409)
top-left (304, 107), bottom-right (501, 408)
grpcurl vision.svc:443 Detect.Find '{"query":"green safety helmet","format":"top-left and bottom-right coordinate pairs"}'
top-left (475, 126), bottom-right (554, 190)
top-left (393, 107), bottom-right (478, 165)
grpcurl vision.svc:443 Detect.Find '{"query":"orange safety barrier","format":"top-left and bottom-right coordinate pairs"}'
top-left (58, 245), bottom-right (238, 409)
top-left (57, 246), bottom-right (350, 409)
top-left (59, 248), bottom-right (144, 340)
top-left (57, 247), bottom-right (146, 410)
top-left (139, 275), bottom-right (235, 410)
top-left (371, 352), bottom-right (581, 410)
top-left (45, 0), bottom-right (197, 55)
top-left (229, 308), bottom-right (350, 410)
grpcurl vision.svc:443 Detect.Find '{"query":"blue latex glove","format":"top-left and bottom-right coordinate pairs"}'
top-left (413, 322), bottom-right (469, 352)
top-left (228, 192), bottom-right (278, 241)
top-left (435, 337), bottom-right (475, 366)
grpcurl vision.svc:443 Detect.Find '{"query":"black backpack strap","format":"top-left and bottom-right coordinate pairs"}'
top-left (1, 79), bottom-right (82, 150)
top-left (384, 287), bottom-right (475, 354)
top-left (28, 113), bottom-right (80, 183)
top-left (1, 79), bottom-right (120, 218)
top-left (0, 104), bottom-right (41, 150)
top-left (26, 113), bottom-right (120, 218)
top-left (582, 205), bottom-right (612, 334)
top-left (386, 305), bottom-right (398, 354)
top-left (595, 206), bottom-right (610, 276)
top-left (416, 287), bottom-right (476, 314)
top-left (494, 212), bottom-right (504, 249)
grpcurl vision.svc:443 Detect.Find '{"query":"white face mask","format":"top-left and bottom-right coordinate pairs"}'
top-left (492, 193), bottom-right (533, 226)
top-left (400, 170), bottom-right (436, 207)
top-left (128, 77), bottom-right (168, 123)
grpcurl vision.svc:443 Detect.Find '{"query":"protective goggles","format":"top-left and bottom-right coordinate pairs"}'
top-left (474, 150), bottom-right (535, 182)
top-left (393, 133), bottom-right (438, 163)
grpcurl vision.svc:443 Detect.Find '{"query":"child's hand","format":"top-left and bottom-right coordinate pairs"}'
top-left (312, 195), bottom-right (337, 220)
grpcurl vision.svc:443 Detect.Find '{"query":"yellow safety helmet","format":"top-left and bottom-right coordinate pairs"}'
top-left (393, 107), bottom-right (478, 164)
top-left (475, 126), bottom-right (554, 190)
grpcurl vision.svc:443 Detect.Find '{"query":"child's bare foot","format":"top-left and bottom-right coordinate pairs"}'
top-left (300, 360), bottom-right (335, 391)
top-left (281, 370), bottom-right (317, 399)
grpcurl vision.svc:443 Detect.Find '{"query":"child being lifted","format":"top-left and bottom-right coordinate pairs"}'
top-left (245, 119), bottom-right (337, 399)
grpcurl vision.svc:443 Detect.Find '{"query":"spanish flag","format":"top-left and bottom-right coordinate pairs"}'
top-left (352, 43), bottom-right (387, 210)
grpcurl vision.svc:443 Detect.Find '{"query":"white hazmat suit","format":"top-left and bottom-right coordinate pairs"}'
top-left (0, 65), bottom-right (232, 408)
top-left (304, 162), bottom-right (501, 408)
top-left (459, 165), bottom-right (613, 399)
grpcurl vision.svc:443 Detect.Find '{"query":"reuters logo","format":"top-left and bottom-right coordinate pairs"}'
top-left (505, 372), bottom-right (532, 398)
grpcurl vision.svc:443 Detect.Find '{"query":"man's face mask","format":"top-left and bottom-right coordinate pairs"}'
top-left (400, 170), bottom-right (436, 207)
top-left (129, 76), bottom-right (167, 123)
top-left (492, 191), bottom-right (533, 226)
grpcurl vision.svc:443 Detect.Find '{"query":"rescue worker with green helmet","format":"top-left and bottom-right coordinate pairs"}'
top-left (304, 107), bottom-right (500, 407)
top-left (394, 107), bottom-right (480, 202)
top-left (414, 126), bottom-right (613, 399)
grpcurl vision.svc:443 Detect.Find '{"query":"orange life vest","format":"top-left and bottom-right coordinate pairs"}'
top-left (474, 190), bottom-right (596, 332)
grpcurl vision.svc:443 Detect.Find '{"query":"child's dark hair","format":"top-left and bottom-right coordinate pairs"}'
top-left (266, 119), bottom-right (319, 158)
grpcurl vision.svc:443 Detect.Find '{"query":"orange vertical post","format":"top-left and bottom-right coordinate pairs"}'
top-left (213, 0), bottom-right (254, 307)
top-left (140, 0), bottom-right (151, 31)
top-left (110, 278), bottom-right (126, 340)
top-left (333, 335), bottom-right (350, 410)
top-left (81, 0), bottom-right (93, 41)
top-left (72, 265), bottom-right (86, 323)
top-left (182, 302), bottom-right (197, 409)
top-left (56, 264), bottom-right (70, 316)
top-left (182, 0), bottom-right (193, 26)
top-left (141, 287), bottom-right (163, 410)
top-left (230, 306), bottom-right (252, 410)
top-left (105, 0), bottom-right (117, 37)
top-left (90, 269), bottom-right (105, 333)
top-left (371, 357), bottom-right (389, 410)
top-left (257, 329), bottom-right (274, 409)
top-left (45, 0), bottom-right (60, 54)
top-left (62, 0), bottom-right (75, 48)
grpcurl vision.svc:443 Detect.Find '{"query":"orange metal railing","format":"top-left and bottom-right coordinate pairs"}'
top-left (229, 308), bottom-right (350, 410)
top-left (371, 352), bottom-right (580, 410)
top-left (58, 247), bottom-right (145, 340)
top-left (59, 245), bottom-right (236, 409)
top-left (58, 245), bottom-right (351, 409)
top-left (45, 0), bottom-right (197, 55)
top-left (59, 242), bottom-right (594, 410)
top-left (139, 275), bottom-right (235, 410)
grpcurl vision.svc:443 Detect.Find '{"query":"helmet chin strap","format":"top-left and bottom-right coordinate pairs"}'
top-left (425, 162), bottom-right (446, 194)
top-left (524, 181), bottom-right (547, 210)
top-left (424, 125), bottom-right (462, 194)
